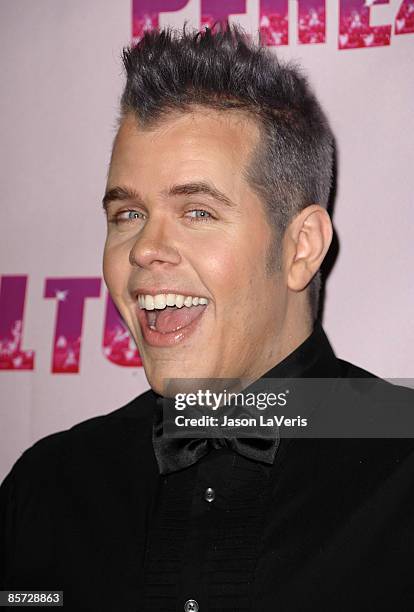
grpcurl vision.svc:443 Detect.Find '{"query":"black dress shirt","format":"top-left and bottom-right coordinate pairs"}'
top-left (1, 321), bottom-right (414, 611)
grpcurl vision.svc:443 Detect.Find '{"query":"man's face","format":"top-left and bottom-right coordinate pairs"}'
top-left (103, 108), bottom-right (287, 395)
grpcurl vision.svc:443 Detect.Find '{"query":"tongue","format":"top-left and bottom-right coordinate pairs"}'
top-left (151, 304), bottom-right (206, 334)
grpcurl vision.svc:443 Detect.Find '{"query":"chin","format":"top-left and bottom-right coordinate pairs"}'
top-left (146, 362), bottom-right (215, 397)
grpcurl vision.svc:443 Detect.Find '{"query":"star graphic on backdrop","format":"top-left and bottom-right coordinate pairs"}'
top-left (55, 290), bottom-right (68, 302)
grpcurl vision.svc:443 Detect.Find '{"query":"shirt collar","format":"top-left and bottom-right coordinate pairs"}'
top-left (259, 320), bottom-right (341, 381)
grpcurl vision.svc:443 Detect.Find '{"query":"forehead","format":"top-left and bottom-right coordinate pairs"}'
top-left (108, 107), bottom-right (261, 188)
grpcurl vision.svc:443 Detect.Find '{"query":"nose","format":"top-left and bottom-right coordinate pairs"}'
top-left (129, 217), bottom-right (181, 269)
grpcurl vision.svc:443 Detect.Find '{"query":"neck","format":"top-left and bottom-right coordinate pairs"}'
top-left (247, 301), bottom-right (313, 384)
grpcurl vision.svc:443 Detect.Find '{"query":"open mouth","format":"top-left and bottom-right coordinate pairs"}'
top-left (136, 293), bottom-right (209, 347)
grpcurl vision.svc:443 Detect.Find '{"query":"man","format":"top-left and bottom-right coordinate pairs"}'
top-left (1, 24), bottom-right (413, 611)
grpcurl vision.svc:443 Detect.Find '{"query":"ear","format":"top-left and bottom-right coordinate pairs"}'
top-left (285, 205), bottom-right (333, 292)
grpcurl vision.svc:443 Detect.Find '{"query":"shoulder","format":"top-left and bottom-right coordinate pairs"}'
top-left (336, 357), bottom-right (379, 378)
top-left (330, 357), bottom-right (414, 458)
top-left (2, 388), bottom-right (157, 486)
top-left (337, 356), bottom-right (414, 399)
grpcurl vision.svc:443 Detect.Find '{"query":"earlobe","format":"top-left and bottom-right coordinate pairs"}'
top-left (287, 205), bottom-right (333, 292)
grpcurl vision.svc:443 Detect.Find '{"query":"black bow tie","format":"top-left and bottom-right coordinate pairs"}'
top-left (152, 398), bottom-right (280, 475)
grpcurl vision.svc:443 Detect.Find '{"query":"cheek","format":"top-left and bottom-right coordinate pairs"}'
top-left (195, 237), bottom-right (242, 291)
top-left (103, 242), bottom-right (129, 299)
top-left (193, 231), bottom-right (266, 309)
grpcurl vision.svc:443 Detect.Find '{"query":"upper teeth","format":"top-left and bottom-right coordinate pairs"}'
top-left (138, 293), bottom-right (209, 310)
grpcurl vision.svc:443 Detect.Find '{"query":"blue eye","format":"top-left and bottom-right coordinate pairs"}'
top-left (187, 209), bottom-right (212, 221)
top-left (126, 210), bottom-right (144, 220)
top-left (113, 210), bottom-right (145, 223)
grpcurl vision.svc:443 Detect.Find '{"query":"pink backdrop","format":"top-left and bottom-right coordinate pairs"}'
top-left (1, 0), bottom-right (413, 481)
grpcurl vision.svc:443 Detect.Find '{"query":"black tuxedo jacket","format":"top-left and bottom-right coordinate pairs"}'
top-left (1, 322), bottom-right (414, 611)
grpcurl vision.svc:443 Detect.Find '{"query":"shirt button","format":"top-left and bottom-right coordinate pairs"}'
top-left (204, 487), bottom-right (215, 503)
top-left (184, 599), bottom-right (199, 612)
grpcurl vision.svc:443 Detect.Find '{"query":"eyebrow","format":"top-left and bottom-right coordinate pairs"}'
top-left (102, 181), bottom-right (236, 212)
top-left (162, 181), bottom-right (236, 208)
top-left (102, 186), bottom-right (143, 211)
